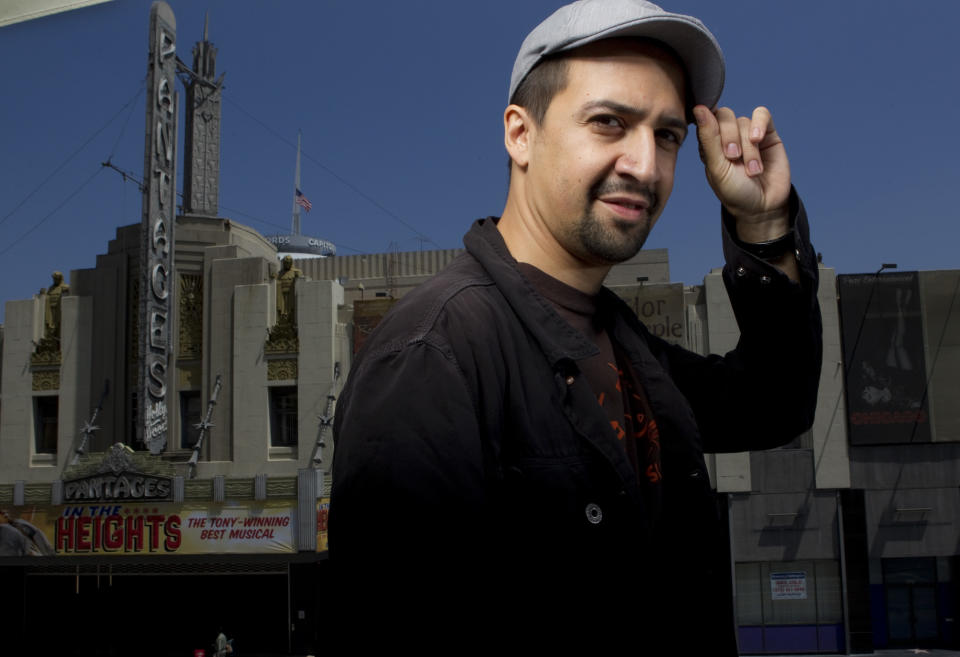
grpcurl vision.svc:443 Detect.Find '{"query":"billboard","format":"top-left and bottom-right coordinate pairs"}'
top-left (838, 273), bottom-right (931, 444)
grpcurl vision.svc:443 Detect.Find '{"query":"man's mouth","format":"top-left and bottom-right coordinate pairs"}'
top-left (598, 195), bottom-right (652, 221)
top-left (591, 180), bottom-right (657, 222)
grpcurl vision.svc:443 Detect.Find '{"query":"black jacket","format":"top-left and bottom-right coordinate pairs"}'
top-left (330, 193), bottom-right (821, 649)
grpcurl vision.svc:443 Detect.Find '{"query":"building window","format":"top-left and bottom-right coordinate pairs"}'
top-left (33, 396), bottom-right (59, 454)
top-left (735, 559), bottom-right (843, 653)
top-left (269, 386), bottom-right (298, 447)
top-left (180, 390), bottom-right (203, 449)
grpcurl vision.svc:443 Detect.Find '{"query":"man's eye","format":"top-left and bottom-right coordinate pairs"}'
top-left (657, 129), bottom-right (684, 146)
top-left (590, 115), bottom-right (623, 130)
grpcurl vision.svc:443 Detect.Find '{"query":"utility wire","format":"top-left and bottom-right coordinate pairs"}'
top-left (224, 96), bottom-right (439, 248)
top-left (0, 83), bottom-right (145, 231)
top-left (108, 82), bottom-right (145, 160)
top-left (0, 166), bottom-right (103, 257)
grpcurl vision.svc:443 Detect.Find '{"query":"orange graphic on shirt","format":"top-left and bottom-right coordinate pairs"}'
top-left (610, 420), bottom-right (625, 440)
top-left (607, 362), bottom-right (623, 392)
top-left (644, 419), bottom-right (662, 483)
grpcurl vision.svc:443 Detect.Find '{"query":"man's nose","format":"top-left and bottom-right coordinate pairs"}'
top-left (614, 129), bottom-right (658, 182)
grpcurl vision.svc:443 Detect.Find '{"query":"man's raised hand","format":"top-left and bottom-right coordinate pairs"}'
top-left (693, 105), bottom-right (791, 243)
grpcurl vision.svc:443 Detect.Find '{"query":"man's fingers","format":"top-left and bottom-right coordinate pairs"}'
top-left (715, 107), bottom-right (740, 160)
top-left (693, 105), bottom-right (725, 170)
top-left (739, 116), bottom-right (762, 176)
top-left (697, 105), bottom-right (781, 179)
top-left (750, 106), bottom-right (774, 143)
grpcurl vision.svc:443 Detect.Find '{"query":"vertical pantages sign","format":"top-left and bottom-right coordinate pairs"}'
top-left (139, 2), bottom-right (177, 454)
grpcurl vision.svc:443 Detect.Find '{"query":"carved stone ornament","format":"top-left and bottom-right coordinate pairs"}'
top-left (98, 443), bottom-right (138, 475)
top-left (265, 323), bottom-right (299, 354)
top-left (31, 338), bottom-right (61, 366)
top-left (178, 273), bottom-right (203, 359)
top-left (32, 370), bottom-right (60, 391)
top-left (267, 358), bottom-right (298, 381)
top-left (64, 442), bottom-right (175, 481)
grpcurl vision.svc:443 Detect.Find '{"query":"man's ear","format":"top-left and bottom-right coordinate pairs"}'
top-left (504, 104), bottom-right (535, 170)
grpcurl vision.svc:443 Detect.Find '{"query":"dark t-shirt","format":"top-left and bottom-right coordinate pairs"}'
top-left (517, 264), bottom-right (662, 519)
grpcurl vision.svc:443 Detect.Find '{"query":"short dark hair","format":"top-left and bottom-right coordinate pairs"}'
top-left (506, 56), bottom-right (569, 175)
top-left (509, 55), bottom-right (569, 127)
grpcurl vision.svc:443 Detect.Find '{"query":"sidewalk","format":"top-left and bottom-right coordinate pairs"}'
top-left (757, 650), bottom-right (960, 657)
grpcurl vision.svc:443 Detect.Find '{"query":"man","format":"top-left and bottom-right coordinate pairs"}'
top-left (330, 0), bottom-right (821, 648)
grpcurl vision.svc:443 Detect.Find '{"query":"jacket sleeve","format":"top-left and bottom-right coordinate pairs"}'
top-left (665, 188), bottom-right (823, 453)
top-left (329, 337), bottom-right (487, 567)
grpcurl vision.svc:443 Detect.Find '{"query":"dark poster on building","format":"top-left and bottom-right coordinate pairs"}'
top-left (838, 273), bottom-right (930, 444)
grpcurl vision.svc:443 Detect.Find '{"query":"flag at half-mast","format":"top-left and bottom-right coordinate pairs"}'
top-left (295, 188), bottom-right (312, 212)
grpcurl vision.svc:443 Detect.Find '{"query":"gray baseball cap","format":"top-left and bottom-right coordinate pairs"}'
top-left (509, 0), bottom-right (725, 110)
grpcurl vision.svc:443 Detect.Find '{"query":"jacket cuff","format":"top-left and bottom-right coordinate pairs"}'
top-left (721, 186), bottom-right (817, 291)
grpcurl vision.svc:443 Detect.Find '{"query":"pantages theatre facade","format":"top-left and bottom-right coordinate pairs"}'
top-left (0, 4), bottom-right (348, 655)
top-left (2, 3), bottom-right (959, 656)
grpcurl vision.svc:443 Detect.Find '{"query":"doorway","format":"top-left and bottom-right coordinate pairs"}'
top-left (883, 557), bottom-right (939, 647)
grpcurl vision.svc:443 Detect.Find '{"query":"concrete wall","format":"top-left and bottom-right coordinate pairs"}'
top-left (704, 268), bottom-right (752, 492)
top-left (71, 250), bottom-right (131, 452)
top-left (56, 295), bottom-right (92, 473)
top-left (0, 294), bottom-right (90, 481)
top-left (731, 490), bottom-right (839, 563)
top-left (813, 267), bottom-right (852, 489)
top-left (295, 279), bottom-right (347, 472)
top-left (229, 281), bottom-right (270, 472)
top-left (205, 252), bottom-right (271, 462)
top-left (0, 299), bottom-right (36, 480)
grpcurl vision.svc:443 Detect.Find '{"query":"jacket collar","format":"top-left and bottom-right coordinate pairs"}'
top-left (463, 218), bottom-right (600, 366)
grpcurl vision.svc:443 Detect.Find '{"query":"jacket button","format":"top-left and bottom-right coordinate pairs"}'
top-left (760, 275), bottom-right (772, 284)
top-left (585, 503), bottom-right (602, 524)
top-left (736, 266), bottom-right (747, 277)
top-left (565, 375), bottom-right (575, 386)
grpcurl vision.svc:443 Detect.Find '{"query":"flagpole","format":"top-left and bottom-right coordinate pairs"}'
top-left (292, 130), bottom-right (302, 236)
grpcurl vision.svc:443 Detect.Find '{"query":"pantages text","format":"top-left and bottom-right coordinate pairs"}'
top-left (140, 3), bottom-right (177, 454)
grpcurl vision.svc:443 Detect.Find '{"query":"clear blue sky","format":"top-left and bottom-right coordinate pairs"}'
top-left (1, 0), bottom-right (957, 322)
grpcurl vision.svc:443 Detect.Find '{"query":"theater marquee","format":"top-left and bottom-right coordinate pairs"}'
top-left (1, 500), bottom-right (298, 557)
